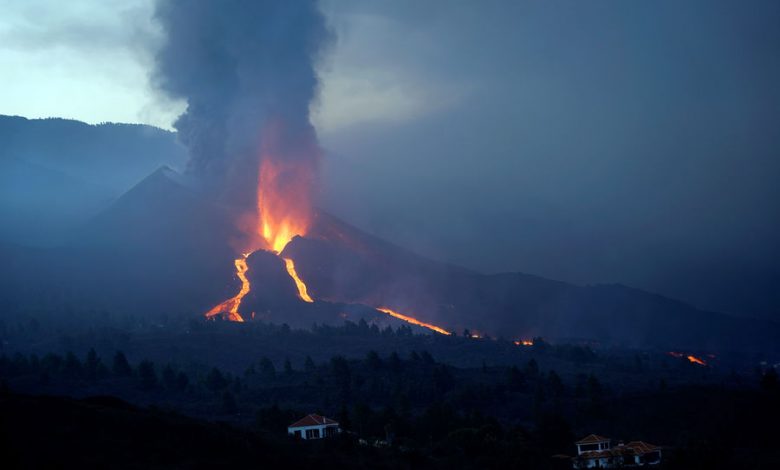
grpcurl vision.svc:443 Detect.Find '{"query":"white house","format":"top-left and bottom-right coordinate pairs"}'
top-left (287, 414), bottom-right (340, 440)
top-left (572, 434), bottom-right (662, 468)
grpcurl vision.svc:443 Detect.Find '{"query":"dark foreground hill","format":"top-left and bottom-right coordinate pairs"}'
top-left (0, 392), bottom-right (407, 469)
top-left (2, 345), bottom-right (780, 470)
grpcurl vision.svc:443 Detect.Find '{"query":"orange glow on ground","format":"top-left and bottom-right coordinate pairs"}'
top-left (205, 254), bottom-right (250, 322)
top-left (514, 340), bottom-right (534, 346)
top-left (284, 257), bottom-right (314, 303)
top-left (376, 307), bottom-right (451, 335)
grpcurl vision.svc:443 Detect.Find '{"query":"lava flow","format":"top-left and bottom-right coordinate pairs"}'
top-left (686, 355), bottom-right (707, 366)
top-left (668, 351), bottom-right (708, 366)
top-left (204, 254), bottom-right (250, 322)
top-left (284, 257), bottom-right (313, 303)
top-left (376, 307), bottom-right (451, 335)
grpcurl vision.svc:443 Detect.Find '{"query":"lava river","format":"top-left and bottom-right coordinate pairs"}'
top-left (204, 244), bottom-right (451, 335)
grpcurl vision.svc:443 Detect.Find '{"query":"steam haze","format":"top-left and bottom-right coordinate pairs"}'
top-left (317, 0), bottom-right (780, 320)
top-left (4, 5), bottom-right (780, 465)
top-left (0, 0), bottom-right (778, 319)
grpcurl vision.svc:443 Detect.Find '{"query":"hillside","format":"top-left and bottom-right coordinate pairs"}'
top-left (2, 165), bottom-right (777, 353)
top-left (0, 115), bottom-right (185, 246)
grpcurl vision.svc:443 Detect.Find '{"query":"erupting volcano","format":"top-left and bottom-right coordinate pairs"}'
top-left (150, 0), bottom-right (453, 336)
top-left (203, 125), bottom-right (452, 336)
top-left (203, 125), bottom-right (317, 320)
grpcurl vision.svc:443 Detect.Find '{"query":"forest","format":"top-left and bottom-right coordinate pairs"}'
top-left (2, 317), bottom-right (779, 469)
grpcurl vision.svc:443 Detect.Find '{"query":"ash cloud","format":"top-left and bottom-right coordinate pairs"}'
top-left (152, 0), bottom-right (331, 206)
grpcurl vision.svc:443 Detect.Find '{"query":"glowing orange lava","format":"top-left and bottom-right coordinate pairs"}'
top-left (514, 339), bottom-right (534, 346)
top-left (686, 355), bottom-right (707, 366)
top-left (257, 158), bottom-right (312, 253)
top-left (284, 257), bottom-right (313, 303)
top-left (376, 307), bottom-right (451, 335)
top-left (204, 122), bottom-right (319, 321)
top-left (204, 254), bottom-right (250, 322)
top-left (668, 351), bottom-right (708, 366)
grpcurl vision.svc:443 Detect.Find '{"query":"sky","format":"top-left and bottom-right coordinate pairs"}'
top-left (1, 0), bottom-right (779, 319)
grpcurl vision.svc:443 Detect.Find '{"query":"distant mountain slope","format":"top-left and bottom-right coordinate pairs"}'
top-left (1, 165), bottom-right (777, 353)
top-left (0, 158), bottom-right (114, 246)
top-left (0, 115), bottom-right (186, 246)
top-left (284, 213), bottom-right (780, 353)
top-left (0, 167), bottom-right (237, 316)
top-left (0, 115), bottom-right (186, 191)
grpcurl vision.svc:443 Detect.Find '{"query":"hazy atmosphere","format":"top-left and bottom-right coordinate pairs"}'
top-left (2, 0), bottom-right (778, 318)
top-left (2, 2), bottom-right (780, 467)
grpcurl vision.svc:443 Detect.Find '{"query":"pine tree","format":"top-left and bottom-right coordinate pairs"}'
top-left (175, 371), bottom-right (189, 391)
top-left (138, 360), bottom-right (157, 390)
top-left (259, 357), bottom-right (276, 379)
top-left (162, 365), bottom-right (177, 389)
top-left (112, 351), bottom-right (132, 377)
top-left (222, 391), bottom-right (238, 414)
top-left (84, 348), bottom-right (101, 380)
top-left (365, 351), bottom-right (383, 370)
top-left (205, 367), bottom-right (228, 392)
top-left (63, 352), bottom-right (82, 379)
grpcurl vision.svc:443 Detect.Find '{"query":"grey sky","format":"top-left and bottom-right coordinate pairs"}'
top-left (1, 0), bottom-right (778, 319)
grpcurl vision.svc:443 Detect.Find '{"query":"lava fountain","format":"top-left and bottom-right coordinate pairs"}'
top-left (203, 122), bottom-right (317, 320)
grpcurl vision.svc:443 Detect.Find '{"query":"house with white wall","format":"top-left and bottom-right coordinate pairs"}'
top-left (287, 414), bottom-right (340, 440)
top-left (572, 434), bottom-right (662, 468)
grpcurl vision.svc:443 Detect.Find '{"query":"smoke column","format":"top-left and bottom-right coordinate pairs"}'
top-left (152, 0), bottom-right (331, 217)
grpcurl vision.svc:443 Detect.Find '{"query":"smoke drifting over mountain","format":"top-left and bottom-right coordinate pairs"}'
top-left (152, 0), bottom-right (331, 207)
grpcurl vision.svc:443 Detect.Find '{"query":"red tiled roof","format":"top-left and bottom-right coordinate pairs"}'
top-left (578, 442), bottom-right (660, 460)
top-left (625, 441), bottom-right (659, 453)
top-left (576, 434), bottom-right (610, 445)
top-left (288, 414), bottom-right (339, 428)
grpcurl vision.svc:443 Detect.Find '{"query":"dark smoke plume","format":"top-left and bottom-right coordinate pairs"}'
top-left (152, 0), bottom-right (331, 207)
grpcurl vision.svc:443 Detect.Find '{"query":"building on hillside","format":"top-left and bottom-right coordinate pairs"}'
top-left (287, 414), bottom-right (341, 440)
top-left (572, 434), bottom-right (662, 468)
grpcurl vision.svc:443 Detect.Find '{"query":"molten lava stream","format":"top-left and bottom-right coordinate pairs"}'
top-left (375, 307), bottom-right (451, 335)
top-left (283, 257), bottom-right (313, 303)
top-left (668, 351), bottom-right (708, 366)
top-left (687, 355), bottom-right (707, 366)
top-left (204, 254), bottom-right (251, 322)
